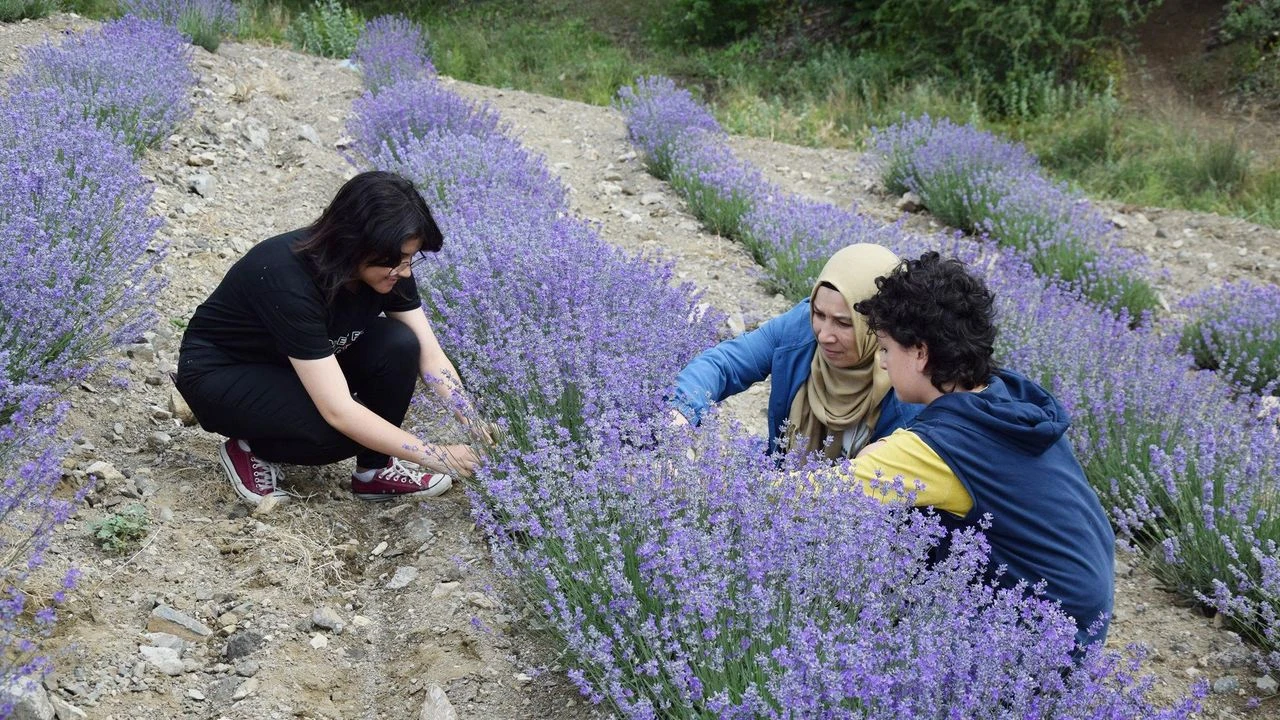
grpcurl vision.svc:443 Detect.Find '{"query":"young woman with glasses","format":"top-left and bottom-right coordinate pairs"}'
top-left (174, 171), bottom-right (485, 505)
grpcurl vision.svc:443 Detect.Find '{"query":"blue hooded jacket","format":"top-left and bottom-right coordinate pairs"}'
top-left (672, 300), bottom-right (921, 454)
top-left (910, 370), bottom-right (1115, 649)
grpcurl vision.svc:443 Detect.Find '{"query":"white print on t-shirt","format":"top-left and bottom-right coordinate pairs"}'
top-left (330, 329), bottom-right (363, 354)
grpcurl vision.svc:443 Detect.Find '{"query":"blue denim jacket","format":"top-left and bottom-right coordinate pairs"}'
top-left (672, 300), bottom-right (922, 454)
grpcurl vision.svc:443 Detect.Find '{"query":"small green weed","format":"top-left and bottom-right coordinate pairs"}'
top-left (89, 504), bottom-right (150, 553)
top-left (286, 0), bottom-right (363, 58)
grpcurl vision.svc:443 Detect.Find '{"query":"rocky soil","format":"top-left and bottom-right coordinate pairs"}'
top-left (3, 13), bottom-right (1280, 720)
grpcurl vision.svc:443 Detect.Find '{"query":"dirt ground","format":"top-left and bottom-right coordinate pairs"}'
top-left (3, 12), bottom-right (1279, 719)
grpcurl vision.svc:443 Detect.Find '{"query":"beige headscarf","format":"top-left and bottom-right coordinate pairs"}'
top-left (784, 244), bottom-right (901, 459)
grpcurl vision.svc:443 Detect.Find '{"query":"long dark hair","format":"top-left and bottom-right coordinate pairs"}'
top-left (294, 171), bottom-right (443, 304)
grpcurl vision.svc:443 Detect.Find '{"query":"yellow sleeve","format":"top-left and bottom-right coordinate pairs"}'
top-left (850, 429), bottom-right (973, 518)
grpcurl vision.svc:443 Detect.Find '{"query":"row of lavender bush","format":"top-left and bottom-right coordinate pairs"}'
top-left (871, 115), bottom-right (1163, 319)
top-left (617, 77), bottom-right (1280, 671)
top-left (615, 78), bottom-right (1161, 321)
top-left (342, 18), bottom-right (1201, 717)
top-left (1178, 280), bottom-right (1280, 395)
top-left (0, 16), bottom-right (191, 713)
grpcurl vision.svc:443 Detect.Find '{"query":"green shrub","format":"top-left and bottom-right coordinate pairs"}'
top-left (89, 504), bottom-right (150, 553)
top-left (286, 0), bottom-right (363, 58)
top-left (856, 0), bottom-right (1155, 117)
top-left (0, 0), bottom-right (54, 22)
top-left (1220, 0), bottom-right (1280, 47)
top-left (652, 0), bottom-right (778, 46)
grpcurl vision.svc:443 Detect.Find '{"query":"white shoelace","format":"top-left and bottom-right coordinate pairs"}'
top-left (251, 457), bottom-right (284, 492)
top-left (380, 458), bottom-right (430, 486)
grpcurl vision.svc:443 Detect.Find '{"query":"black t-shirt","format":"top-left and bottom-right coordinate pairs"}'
top-left (179, 229), bottom-right (421, 373)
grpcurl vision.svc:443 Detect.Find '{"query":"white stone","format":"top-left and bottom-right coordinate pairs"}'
top-left (431, 581), bottom-right (460, 598)
top-left (385, 566), bottom-right (418, 590)
top-left (50, 695), bottom-right (86, 720)
top-left (309, 634), bottom-right (328, 649)
top-left (419, 684), bottom-right (457, 720)
top-left (139, 645), bottom-right (184, 676)
top-left (84, 461), bottom-right (124, 483)
top-left (232, 677), bottom-right (259, 701)
top-left (312, 606), bottom-right (345, 633)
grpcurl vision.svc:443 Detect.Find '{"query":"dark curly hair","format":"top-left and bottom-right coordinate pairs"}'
top-left (853, 252), bottom-right (997, 392)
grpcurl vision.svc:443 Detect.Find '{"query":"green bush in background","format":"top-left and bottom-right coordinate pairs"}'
top-left (285, 0), bottom-right (363, 58)
top-left (0, 0), bottom-right (55, 22)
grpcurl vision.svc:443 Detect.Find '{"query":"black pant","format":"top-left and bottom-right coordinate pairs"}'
top-left (175, 317), bottom-right (419, 468)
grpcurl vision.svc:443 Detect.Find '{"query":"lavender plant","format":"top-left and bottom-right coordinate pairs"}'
top-left (870, 115), bottom-right (1161, 318)
top-left (1, 14), bottom-right (191, 705)
top-left (0, 399), bottom-right (81, 718)
top-left (7, 16), bottom-right (194, 155)
top-left (119, 0), bottom-right (239, 52)
top-left (474, 415), bottom-right (1200, 718)
top-left (1178, 280), bottom-right (1280, 395)
top-left (347, 78), bottom-right (506, 165)
top-left (351, 15), bottom-right (434, 94)
top-left (0, 91), bottom-right (165, 393)
top-left (666, 133), bottom-right (773, 242)
top-left (614, 76), bottom-right (724, 180)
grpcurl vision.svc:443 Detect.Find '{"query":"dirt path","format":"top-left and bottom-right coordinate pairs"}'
top-left (4, 14), bottom-right (1278, 719)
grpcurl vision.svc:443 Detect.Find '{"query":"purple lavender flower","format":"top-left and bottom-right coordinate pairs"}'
top-left (347, 78), bottom-right (506, 165)
top-left (870, 115), bottom-right (1160, 317)
top-left (119, 0), bottom-right (239, 52)
top-left (665, 131), bottom-right (773, 241)
top-left (351, 14), bottom-right (435, 93)
top-left (1178, 280), bottom-right (1280, 394)
top-left (0, 91), bottom-right (165, 392)
top-left (615, 77), bottom-right (724, 180)
top-left (8, 16), bottom-right (194, 155)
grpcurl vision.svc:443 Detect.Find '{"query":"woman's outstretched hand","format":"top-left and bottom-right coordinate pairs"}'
top-left (424, 443), bottom-right (480, 478)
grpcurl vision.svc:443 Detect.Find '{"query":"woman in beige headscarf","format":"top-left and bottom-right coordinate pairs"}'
top-left (670, 244), bottom-right (922, 458)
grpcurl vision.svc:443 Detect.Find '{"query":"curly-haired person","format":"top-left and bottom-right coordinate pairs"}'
top-left (844, 251), bottom-right (1115, 653)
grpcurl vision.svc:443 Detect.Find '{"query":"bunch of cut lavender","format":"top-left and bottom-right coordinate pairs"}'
top-left (615, 76), bottom-right (723, 180)
top-left (347, 78), bottom-right (506, 165)
top-left (1178, 280), bottom-right (1280, 395)
top-left (0, 92), bottom-right (165, 393)
top-left (119, 0), bottom-right (239, 52)
top-left (351, 14), bottom-right (434, 93)
top-left (869, 115), bottom-right (1160, 318)
top-left (8, 16), bottom-right (194, 155)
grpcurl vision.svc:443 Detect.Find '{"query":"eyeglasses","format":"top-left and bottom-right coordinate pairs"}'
top-left (385, 254), bottom-right (428, 279)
